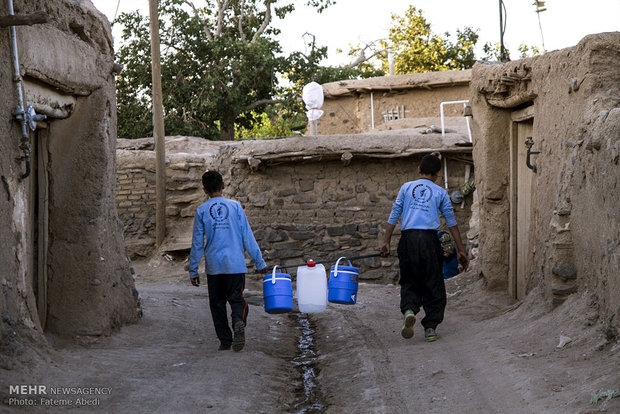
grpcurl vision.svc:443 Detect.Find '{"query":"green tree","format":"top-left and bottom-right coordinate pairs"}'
top-left (114, 0), bottom-right (335, 140)
top-left (481, 41), bottom-right (541, 61)
top-left (377, 6), bottom-right (478, 74)
top-left (233, 33), bottom-right (384, 139)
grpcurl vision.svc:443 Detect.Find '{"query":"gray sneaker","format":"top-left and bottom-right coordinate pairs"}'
top-left (232, 321), bottom-right (245, 352)
top-left (401, 310), bottom-right (416, 339)
top-left (424, 328), bottom-right (438, 342)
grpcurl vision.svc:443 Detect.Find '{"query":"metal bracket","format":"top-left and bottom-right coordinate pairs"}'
top-left (525, 137), bottom-right (541, 173)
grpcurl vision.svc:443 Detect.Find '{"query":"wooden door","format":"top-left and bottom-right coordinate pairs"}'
top-left (510, 108), bottom-right (534, 300)
top-left (30, 130), bottom-right (49, 328)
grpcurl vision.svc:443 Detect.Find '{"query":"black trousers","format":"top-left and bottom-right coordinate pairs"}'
top-left (397, 229), bottom-right (446, 330)
top-left (206, 273), bottom-right (248, 346)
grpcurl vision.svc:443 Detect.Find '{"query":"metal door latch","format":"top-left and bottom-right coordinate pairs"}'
top-left (525, 137), bottom-right (541, 173)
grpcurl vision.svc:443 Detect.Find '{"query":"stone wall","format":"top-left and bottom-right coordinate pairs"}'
top-left (470, 32), bottom-right (619, 325)
top-left (116, 133), bottom-right (475, 283)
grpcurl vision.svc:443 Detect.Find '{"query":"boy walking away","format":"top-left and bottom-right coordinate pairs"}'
top-left (189, 171), bottom-right (267, 352)
top-left (380, 154), bottom-right (469, 342)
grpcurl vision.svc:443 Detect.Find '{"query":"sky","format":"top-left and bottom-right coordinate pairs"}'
top-left (92, 0), bottom-right (620, 66)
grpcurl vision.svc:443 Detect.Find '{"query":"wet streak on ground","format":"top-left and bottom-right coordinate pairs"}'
top-left (289, 312), bottom-right (326, 414)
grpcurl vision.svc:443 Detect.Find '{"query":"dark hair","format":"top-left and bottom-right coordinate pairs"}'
top-left (419, 154), bottom-right (442, 175)
top-left (202, 170), bottom-right (223, 193)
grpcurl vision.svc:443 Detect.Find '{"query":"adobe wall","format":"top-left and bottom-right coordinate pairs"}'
top-left (319, 71), bottom-right (471, 135)
top-left (470, 33), bottom-right (619, 324)
top-left (0, 0), bottom-right (138, 366)
top-left (117, 134), bottom-right (475, 283)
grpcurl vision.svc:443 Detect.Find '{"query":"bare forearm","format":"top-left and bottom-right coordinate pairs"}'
top-left (448, 225), bottom-right (466, 254)
top-left (383, 223), bottom-right (396, 244)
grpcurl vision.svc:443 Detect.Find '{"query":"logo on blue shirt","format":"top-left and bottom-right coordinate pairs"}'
top-left (412, 184), bottom-right (433, 203)
top-left (209, 202), bottom-right (230, 222)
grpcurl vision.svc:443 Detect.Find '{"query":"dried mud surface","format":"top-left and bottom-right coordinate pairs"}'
top-left (1, 258), bottom-right (618, 413)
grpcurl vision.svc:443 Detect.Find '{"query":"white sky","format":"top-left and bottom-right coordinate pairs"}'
top-left (92, 0), bottom-right (619, 65)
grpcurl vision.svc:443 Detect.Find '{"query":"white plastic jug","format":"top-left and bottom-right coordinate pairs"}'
top-left (296, 260), bottom-right (327, 313)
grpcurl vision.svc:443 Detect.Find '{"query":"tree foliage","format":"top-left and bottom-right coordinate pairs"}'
top-left (481, 42), bottom-right (541, 61)
top-left (114, 0), bottom-right (335, 140)
top-left (378, 6), bottom-right (479, 74)
top-left (115, 2), bottom-right (539, 140)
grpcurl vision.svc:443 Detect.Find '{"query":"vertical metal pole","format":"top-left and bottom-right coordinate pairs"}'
top-left (309, 120), bottom-right (317, 136)
top-left (443, 154), bottom-right (448, 190)
top-left (370, 92), bottom-right (375, 129)
top-left (149, 0), bottom-right (166, 248)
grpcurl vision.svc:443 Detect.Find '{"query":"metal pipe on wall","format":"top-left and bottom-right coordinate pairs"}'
top-left (370, 92), bottom-right (375, 129)
top-left (8, 0), bottom-right (32, 178)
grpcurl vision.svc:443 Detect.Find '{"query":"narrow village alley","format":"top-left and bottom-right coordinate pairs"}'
top-left (4, 257), bottom-right (617, 414)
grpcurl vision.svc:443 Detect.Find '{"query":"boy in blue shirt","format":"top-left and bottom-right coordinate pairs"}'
top-left (189, 171), bottom-right (267, 352)
top-left (380, 155), bottom-right (469, 342)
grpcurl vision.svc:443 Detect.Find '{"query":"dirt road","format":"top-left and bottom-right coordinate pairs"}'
top-left (2, 259), bottom-right (618, 413)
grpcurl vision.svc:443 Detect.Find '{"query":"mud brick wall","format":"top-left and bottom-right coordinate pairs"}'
top-left (116, 169), bottom-right (156, 247)
top-left (470, 33), bottom-right (619, 324)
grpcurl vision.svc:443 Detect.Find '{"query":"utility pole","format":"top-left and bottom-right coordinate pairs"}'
top-left (533, 1), bottom-right (547, 53)
top-left (149, 0), bottom-right (166, 248)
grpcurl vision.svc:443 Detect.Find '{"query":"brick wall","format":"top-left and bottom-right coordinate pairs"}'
top-left (116, 169), bottom-right (156, 254)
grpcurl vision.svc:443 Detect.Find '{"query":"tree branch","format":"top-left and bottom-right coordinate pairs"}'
top-left (245, 98), bottom-right (283, 111)
top-left (343, 48), bottom-right (386, 69)
top-left (251, 0), bottom-right (272, 43)
top-left (237, 2), bottom-right (246, 42)
top-left (215, 0), bottom-right (231, 38)
top-left (183, 0), bottom-right (213, 41)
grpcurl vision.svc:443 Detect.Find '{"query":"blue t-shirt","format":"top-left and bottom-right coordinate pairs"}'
top-left (189, 197), bottom-right (266, 278)
top-left (387, 179), bottom-right (457, 230)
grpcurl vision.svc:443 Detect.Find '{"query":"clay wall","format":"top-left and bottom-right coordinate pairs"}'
top-left (0, 0), bottom-right (138, 362)
top-left (470, 32), bottom-right (619, 324)
top-left (319, 71), bottom-right (471, 135)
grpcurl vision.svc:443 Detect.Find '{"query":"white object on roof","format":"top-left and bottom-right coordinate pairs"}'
top-left (302, 82), bottom-right (324, 122)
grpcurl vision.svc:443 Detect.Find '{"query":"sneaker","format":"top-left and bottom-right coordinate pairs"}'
top-left (218, 343), bottom-right (231, 351)
top-left (401, 310), bottom-right (416, 339)
top-left (424, 328), bottom-right (438, 342)
top-left (232, 321), bottom-right (245, 352)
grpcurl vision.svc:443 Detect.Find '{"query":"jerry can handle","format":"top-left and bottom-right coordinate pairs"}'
top-left (334, 256), bottom-right (352, 277)
top-left (271, 265), bottom-right (279, 284)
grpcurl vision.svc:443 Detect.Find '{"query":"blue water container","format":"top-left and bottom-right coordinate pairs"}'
top-left (328, 257), bottom-right (359, 305)
top-left (263, 266), bottom-right (293, 314)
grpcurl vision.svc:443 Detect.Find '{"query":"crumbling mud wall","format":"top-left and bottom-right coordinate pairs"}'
top-left (319, 71), bottom-right (471, 135)
top-left (0, 0), bottom-right (139, 368)
top-left (470, 33), bottom-right (619, 325)
top-left (116, 133), bottom-right (475, 283)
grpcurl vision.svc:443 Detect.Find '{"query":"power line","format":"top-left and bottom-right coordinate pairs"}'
top-left (113, 0), bottom-right (121, 21)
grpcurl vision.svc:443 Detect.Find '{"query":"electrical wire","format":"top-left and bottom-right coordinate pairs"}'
top-left (499, 0), bottom-right (509, 62)
top-left (536, 8), bottom-right (546, 53)
top-left (113, 0), bottom-right (121, 21)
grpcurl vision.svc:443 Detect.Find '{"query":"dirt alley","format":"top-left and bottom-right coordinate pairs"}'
top-left (2, 257), bottom-right (618, 414)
